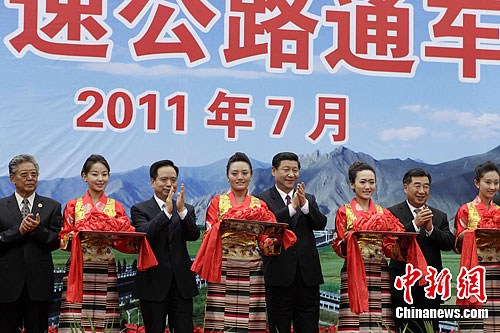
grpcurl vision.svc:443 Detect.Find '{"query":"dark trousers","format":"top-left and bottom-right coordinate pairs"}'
top-left (265, 268), bottom-right (320, 333)
top-left (0, 282), bottom-right (50, 333)
top-left (140, 277), bottom-right (194, 333)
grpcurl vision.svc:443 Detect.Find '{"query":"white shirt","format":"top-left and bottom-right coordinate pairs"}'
top-left (15, 191), bottom-right (36, 215)
top-left (274, 185), bottom-right (309, 216)
top-left (154, 195), bottom-right (187, 220)
top-left (407, 200), bottom-right (433, 236)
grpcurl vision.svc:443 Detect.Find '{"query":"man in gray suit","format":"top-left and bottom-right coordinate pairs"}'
top-left (388, 168), bottom-right (454, 333)
top-left (0, 154), bottom-right (62, 333)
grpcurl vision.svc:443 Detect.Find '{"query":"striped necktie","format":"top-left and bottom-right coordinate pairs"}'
top-left (21, 198), bottom-right (30, 218)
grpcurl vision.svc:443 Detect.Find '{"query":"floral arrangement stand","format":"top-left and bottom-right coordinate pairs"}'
top-left (458, 227), bottom-right (500, 306)
top-left (79, 229), bottom-right (148, 254)
top-left (220, 218), bottom-right (289, 255)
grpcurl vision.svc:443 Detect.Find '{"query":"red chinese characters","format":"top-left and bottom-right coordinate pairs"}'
top-left (456, 265), bottom-right (487, 303)
top-left (5, 0), bottom-right (112, 60)
top-left (394, 263), bottom-right (423, 305)
top-left (424, 266), bottom-right (452, 301)
top-left (322, 0), bottom-right (418, 76)
top-left (73, 87), bottom-right (350, 145)
top-left (306, 95), bottom-right (348, 144)
top-left (421, 0), bottom-right (500, 82)
top-left (221, 0), bottom-right (320, 73)
top-left (114, 0), bottom-right (220, 66)
top-left (266, 97), bottom-right (294, 138)
top-left (204, 89), bottom-right (255, 141)
top-left (396, 263), bottom-right (487, 305)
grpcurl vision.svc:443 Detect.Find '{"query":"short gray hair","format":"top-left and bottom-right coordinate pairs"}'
top-left (9, 154), bottom-right (39, 175)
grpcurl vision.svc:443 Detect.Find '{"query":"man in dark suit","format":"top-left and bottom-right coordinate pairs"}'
top-left (388, 168), bottom-right (454, 333)
top-left (256, 152), bottom-right (327, 333)
top-left (131, 160), bottom-right (200, 333)
top-left (0, 154), bottom-right (62, 333)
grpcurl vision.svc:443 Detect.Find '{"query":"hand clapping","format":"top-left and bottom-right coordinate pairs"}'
top-left (19, 213), bottom-right (40, 235)
top-left (292, 182), bottom-right (306, 209)
top-left (164, 184), bottom-right (187, 214)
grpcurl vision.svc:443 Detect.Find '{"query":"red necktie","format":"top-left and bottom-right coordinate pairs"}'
top-left (285, 195), bottom-right (291, 206)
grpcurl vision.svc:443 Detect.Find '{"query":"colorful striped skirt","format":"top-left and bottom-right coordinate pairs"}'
top-left (203, 258), bottom-right (266, 333)
top-left (58, 256), bottom-right (121, 333)
top-left (337, 260), bottom-right (395, 332)
top-left (458, 262), bottom-right (500, 333)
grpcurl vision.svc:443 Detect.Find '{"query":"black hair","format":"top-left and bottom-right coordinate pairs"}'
top-left (348, 161), bottom-right (376, 184)
top-left (81, 154), bottom-right (110, 176)
top-left (403, 168), bottom-right (432, 185)
top-left (150, 160), bottom-right (179, 179)
top-left (474, 161), bottom-right (500, 181)
top-left (272, 152), bottom-right (301, 169)
top-left (226, 152), bottom-right (252, 176)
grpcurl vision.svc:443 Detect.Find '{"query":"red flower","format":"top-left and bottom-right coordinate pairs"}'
top-left (319, 325), bottom-right (336, 332)
top-left (124, 323), bottom-right (145, 333)
top-left (478, 209), bottom-right (500, 228)
top-left (354, 211), bottom-right (404, 232)
top-left (223, 206), bottom-right (277, 222)
top-left (60, 211), bottom-right (135, 238)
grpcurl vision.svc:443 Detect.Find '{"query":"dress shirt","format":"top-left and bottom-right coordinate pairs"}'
top-left (407, 201), bottom-right (433, 236)
top-left (14, 192), bottom-right (36, 215)
top-left (154, 195), bottom-right (187, 220)
top-left (274, 185), bottom-right (309, 216)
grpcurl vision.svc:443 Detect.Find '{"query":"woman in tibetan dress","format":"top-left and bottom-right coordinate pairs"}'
top-left (58, 155), bottom-right (129, 333)
top-left (455, 161), bottom-right (500, 333)
top-left (192, 152), bottom-right (279, 333)
top-left (332, 161), bottom-right (423, 333)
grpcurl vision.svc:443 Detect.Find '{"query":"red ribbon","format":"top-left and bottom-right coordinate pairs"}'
top-left (346, 232), bottom-right (368, 314)
top-left (66, 231), bottom-right (83, 303)
top-left (346, 232), bottom-right (427, 314)
top-left (457, 229), bottom-right (480, 307)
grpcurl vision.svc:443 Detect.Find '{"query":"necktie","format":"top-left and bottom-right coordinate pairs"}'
top-left (161, 203), bottom-right (166, 210)
top-left (21, 198), bottom-right (30, 218)
top-left (414, 208), bottom-right (421, 215)
top-left (285, 195), bottom-right (291, 206)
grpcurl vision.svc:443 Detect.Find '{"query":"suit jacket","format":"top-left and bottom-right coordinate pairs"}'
top-left (131, 197), bottom-right (200, 301)
top-left (388, 201), bottom-right (454, 304)
top-left (0, 193), bottom-right (62, 302)
top-left (256, 187), bottom-right (327, 287)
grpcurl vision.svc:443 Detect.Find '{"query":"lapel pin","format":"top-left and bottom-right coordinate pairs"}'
top-left (38, 203), bottom-right (43, 208)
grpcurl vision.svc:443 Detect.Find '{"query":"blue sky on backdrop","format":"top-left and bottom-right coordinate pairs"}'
top-left (1, 0), bottom-right (499, 179)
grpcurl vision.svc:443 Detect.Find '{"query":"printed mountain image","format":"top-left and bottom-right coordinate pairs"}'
top-left (1, 145), bottom-right (499, 228)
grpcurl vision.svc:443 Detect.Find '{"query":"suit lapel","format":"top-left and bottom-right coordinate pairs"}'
top-left (399, 203), bottom-right (414, 225)
top-left (168, 200), bottom-right (178, 244)
top-left (6, 194), bottom-right (22, 223)
top-left (32, 194), bottom-right (42, 218)
top-left (269, 186), bottom-right (285, 208)
top-left (270, 186), bottom-right (299, 229)
top-left (148, 197), bottom-right (169, 241)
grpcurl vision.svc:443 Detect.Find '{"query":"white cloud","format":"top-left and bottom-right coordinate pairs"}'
top-left (78, 62), bottom-right (281, 79)
top-left (379, 126), bottom-right (427, 142)
top-left (400, 104), bottom-right (429, 112)
top-left (426, 109), bottom-right (500, 137)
